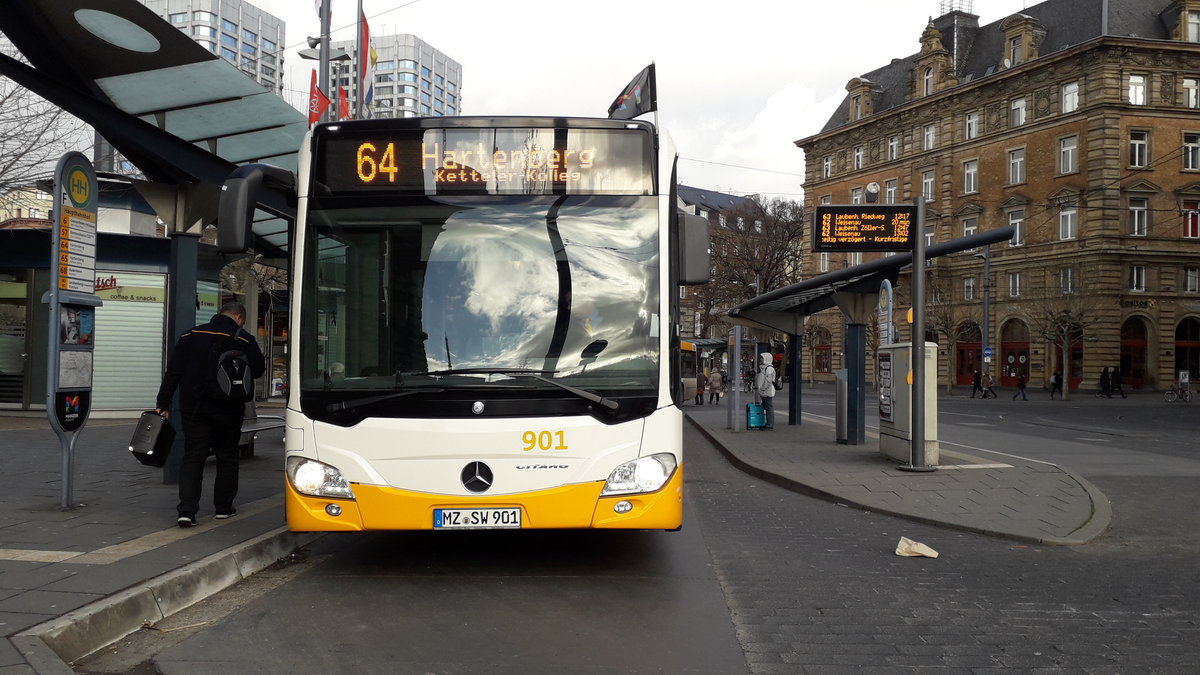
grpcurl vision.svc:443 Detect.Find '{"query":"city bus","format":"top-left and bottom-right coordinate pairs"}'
top-left (218, 116), bottom-right (708, 531)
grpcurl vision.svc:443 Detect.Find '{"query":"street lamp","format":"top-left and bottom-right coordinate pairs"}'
top-left (297, 1), bottom-right (351, 123)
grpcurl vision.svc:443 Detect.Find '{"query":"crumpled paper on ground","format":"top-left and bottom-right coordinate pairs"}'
top-left (895, 536), bottom-right (939, 558)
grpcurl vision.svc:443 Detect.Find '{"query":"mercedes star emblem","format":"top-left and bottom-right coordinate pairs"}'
top-left (461, 461), bottom-right (493, 493)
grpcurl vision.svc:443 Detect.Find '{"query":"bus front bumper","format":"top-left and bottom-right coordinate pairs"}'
top-left (284, 465), bottom-right (684, 532)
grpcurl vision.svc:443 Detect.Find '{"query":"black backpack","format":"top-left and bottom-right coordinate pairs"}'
top-left (205, 331), bottom-right (254, 403)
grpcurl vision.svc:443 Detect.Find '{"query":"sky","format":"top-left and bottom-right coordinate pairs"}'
top-left (252, 0), bottom-right (1037, 202)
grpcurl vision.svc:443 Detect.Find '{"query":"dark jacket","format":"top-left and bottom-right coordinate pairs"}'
top-left (156, 313), bottom-right (266, 414)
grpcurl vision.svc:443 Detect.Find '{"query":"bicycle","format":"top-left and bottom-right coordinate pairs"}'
top-left (1164, 383), bottom-right (1192, 403)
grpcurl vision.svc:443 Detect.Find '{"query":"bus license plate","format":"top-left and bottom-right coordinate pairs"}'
top-left (434, 508), bottom-right (522, 529)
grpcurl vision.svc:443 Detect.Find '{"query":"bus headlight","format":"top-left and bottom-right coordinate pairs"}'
top-left (601, 453), bottom-right (677, 496)
top-left (286, 456), bottom-right (355, 499)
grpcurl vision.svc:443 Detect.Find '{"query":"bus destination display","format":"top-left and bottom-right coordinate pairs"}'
top-left (315, 128), bottom-right (653, 196)
top-left (812, 204), bottom-right (916, 252)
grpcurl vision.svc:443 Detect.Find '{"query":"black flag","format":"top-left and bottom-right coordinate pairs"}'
top-left (607, 64), bottom-right (657, 120)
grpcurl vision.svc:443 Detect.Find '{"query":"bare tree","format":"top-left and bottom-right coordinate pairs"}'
top-left (696, 196), bottom-right (807, 316)
top-left (0, 42), bottom-right (93, 206)
top-left (220, 255), bottom-right (288, 301)
top-left (1021, 269), bottom-right (1106, 401)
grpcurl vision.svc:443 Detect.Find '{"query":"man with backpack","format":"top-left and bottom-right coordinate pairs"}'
top-left (156, 302), bottom-right (265, 527)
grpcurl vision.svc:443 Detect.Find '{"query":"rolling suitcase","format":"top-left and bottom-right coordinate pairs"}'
top-left (746, 402), bottom-right (765, 429)
top-left (128, 410), bottom-right (175, 467)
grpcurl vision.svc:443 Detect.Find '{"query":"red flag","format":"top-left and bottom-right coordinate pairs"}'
top-left (338, 87), bottom-right (350, 121)
top-left (308, 69), bottom-right (330, 126)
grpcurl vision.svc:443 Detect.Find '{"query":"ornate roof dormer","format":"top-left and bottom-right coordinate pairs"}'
top-left (845, 76), bottom-right (878, 122)
top-left (999, 14), bottom-right (1046, 67)
top-left (912, 20), bottom-right (955, 100)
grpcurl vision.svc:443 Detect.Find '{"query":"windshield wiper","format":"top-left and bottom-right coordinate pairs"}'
top-left (326, 388), bottom-right (443, 413)
top-left (516, 374), bottom-right (619, 411)
top-left (409, 368), bottom-right (558, 377)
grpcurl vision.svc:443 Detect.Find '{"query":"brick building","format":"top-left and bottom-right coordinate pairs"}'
top-left (796, 0), bottom-right (1200, 392)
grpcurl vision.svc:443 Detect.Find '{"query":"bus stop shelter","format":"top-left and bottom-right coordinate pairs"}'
top-left (723, 227), bottom-right (1014, 444)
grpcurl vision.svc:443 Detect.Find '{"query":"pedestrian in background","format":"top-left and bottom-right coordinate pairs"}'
top-left (706, 368), bottom-right (724, 405)
top-left (1097, 367), bottom-right (1111, 398)
top-left (156, 302), bottom-right (265, 527)
top-left (1109, 368), bottom-right (1127, 398)
top-left (1012, 372), bottom-right (1028, 400)
top-left (755, 352), bottom-right (777, 430)
top-left (1050, 371), bottom-right (1064, 400)
top-left (971, 369), bottom-right (983, 398)
top-left (981, 370), bottom-right (997, 398)
top-left (694, 373), bottom-right (705, 405)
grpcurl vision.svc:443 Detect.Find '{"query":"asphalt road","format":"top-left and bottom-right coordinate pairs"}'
top-left (76, 393), bottom-right (1200, 673)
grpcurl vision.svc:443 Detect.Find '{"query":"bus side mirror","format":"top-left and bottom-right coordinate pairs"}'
top-left (218, 164), bottom-right (295, 253)
top-left (678, 212), bottom-right (710, 286)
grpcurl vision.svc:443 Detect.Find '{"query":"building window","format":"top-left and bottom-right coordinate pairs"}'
top-left (965, 111), bottom-right (979, 139)
top-left (1183, 200), bottom-right (1199, 238)
top-left (421, 66), bottom-right (432, 79)
top-left (964, 277), bottom-right (976, 301)
top-left (1129, 197), bottom-right (1149, 236)
top-left (1059, 206), bottom-right (1078, 240)
top-left (822, 155), bottom-right (832, 178)
top-left (242, 28), bottom-right (257, 42)
top-left (193, 25), bottom-right (216, 38)
top-left (718, 214), bottom-right (727, 228)
top-left (849, 252), bottom-right (863, 266)
top-left (887, 135), bottom-right (898, 160)
top-left (1008, 209), bottom-right (1025, 246)
top-left (922, 170), bottom-right (935, 201)
top-left (820, 252), bottom-right (830, 273)
top-left (1009, 35), bottom-right (1024, 65)
top-left (923, 67), bottom-right (934, 96)
top-left (1129, 74), bottom-right (1147, 105)
top-left (884, 179), bottom-right (897, 204)
top-left (220, 19), bottom-right (237, 33)
top-left (853, 146), bottom-right (864, 170)
top-left (851, 187), bottom-right (864, 204)
top-left (193, 10), bottom-right (216, 22)
top-left (398, 59), bottom-right (417, 69)
top-left (1188, 10), bottom-right (1200, 42)
top-left (220, 46), bottom-right (236, 61)
top-left (925, 228), bottom-right (935, 247)
top-left (1060, 267), bottom-right (1074, 294)
top-left (1062, 81), bottom-right (1079, 112)
top-left (754, 220), bottom-right (763, 233)
top-left (963, 159), bottom-right (979, 193)
top-left (1008, 272), bottom-right (1022, 297)
top-left (1129, 265), bottom-right (1146, 292)
top-left (819, 194), bottom-right (832, 205)
top-left (1059, 135), bottom-right (1078, 174)
top-left (220, 33), bottom-right (237, 47)
top-left (1008, 148), bottom-right (1025, 184)
top-left (923, 123), bottom-right (936, 150)
top-left (851, 95), bottom-right (862, 120)
top-left (1130, 130), bottom-right (1149, 167)
top-left (962, 216), bottom-right (978, 238)
top-left (262, 39), bottom-right (276, 52)
top-left (1186, 267), bottom-right (1199, 293)
top-left (736, 217), bottom-right (746, 231)
top-left (170, 12), bottom-right (188, 24)
top-left (1010, 98), bottom-right (1026, 126)
top-left (1185, 78), bottom-right (1199, 108)
top-left (1185, 133), bottom-right (1200, 169)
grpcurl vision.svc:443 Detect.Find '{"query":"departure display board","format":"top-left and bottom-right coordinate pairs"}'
top-left (813, 205), bottom-right (917, 252)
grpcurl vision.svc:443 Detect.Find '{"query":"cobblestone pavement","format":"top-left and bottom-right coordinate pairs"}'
top-left (683, 424), bottom-right (1200, 673)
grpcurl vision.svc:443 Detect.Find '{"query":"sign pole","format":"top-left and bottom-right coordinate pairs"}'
top-left (900, 197), bottom-right (934, 472)
top-left (44, 152), bottom-right (103, 507)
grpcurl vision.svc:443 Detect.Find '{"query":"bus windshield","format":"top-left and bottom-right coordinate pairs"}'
top-left (299, 194), bottom-right (661, 417)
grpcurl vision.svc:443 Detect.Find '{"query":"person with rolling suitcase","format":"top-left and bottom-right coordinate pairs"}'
top-left (754, 352), bottom-right (778, 430)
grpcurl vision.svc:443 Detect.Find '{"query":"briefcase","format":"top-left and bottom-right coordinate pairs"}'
top-left (128, 410), bottom-right (175, 467)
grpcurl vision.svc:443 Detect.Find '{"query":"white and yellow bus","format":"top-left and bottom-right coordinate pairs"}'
top-left (219, 116), bottom-right (708, 531)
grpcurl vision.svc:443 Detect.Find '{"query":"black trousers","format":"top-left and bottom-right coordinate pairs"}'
top-left (178, 406), bottom-right (243, 517)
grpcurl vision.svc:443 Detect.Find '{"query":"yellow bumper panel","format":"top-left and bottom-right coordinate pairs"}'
top-left (285, 465), bottom-right (684, 532)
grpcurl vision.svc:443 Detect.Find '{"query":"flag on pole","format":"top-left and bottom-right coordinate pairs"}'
top-left (358, 8), bottom-right (371, 118)
top-left (607, 64), bottom-right (657, 120)
top-left (308, 69), bottom-right (330, 125)
top-left (362, 45), bottom-right (378, 118)
top-left (338, 87), bottom-right (351, 121)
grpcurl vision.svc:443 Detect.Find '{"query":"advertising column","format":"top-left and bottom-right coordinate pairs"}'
top-left (44, 152), bottom-right (102, 508)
